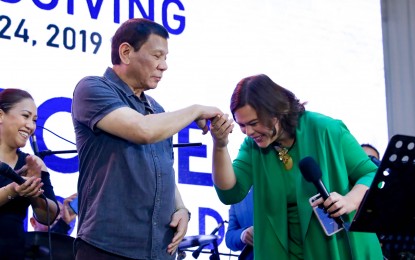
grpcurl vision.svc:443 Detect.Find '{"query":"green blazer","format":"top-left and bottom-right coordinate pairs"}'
top-left (216, 111), bottom-right (383, 259)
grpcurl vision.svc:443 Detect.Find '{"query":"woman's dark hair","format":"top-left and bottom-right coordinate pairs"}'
top-left (111, 18), bottom-right (169, 65)
top-left (0, 88), bottom-right (34, 113)
top-left (230, 74), bottom-right (305, 138)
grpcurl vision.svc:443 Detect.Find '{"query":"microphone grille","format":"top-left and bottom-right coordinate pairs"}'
top-left (299, 156), bottom-right (322, 182)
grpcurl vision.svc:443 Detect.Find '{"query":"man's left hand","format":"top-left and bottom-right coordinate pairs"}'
top-left (167, 208), bottom-right (189, 255)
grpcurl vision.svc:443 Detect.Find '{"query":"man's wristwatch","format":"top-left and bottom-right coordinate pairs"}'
top-left (187, 210), bottom-right (191, 222)
top-left (175, 207), bottom-right (191, 222)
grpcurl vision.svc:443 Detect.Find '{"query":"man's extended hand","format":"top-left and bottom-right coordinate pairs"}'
top-left (167, 208), bottom-right (189, 255)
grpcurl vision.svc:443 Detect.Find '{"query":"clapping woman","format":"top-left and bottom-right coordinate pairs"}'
top-left (0, 88), bottom-right (59, 259)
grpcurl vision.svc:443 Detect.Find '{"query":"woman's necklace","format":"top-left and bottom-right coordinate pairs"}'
top-left (273, 138), bottom-right (296, 171)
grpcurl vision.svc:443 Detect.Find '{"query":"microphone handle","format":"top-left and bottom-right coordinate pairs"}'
top-left (0, 163), bottom-right (49, 202)
top-left (0, 163), bottom-right (25, 184)
top-left (315, 180), bottom-right (347, 228)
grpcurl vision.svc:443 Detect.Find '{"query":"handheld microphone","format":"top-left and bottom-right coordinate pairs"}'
top-left (299, 156), bottom-right (347, 228)
top-left (0, 162), bottom-right (47, 201)
top-left (30, 134), bottom-right (40, 157)
top-left (0, 162), bottom-right (25, 185)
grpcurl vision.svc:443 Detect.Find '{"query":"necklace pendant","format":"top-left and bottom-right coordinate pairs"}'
top-left (273, 137), bottom-right (296, 171)
top-left (284, 156), bottom-right (293, 170)
top-left (275, 146), bottom-right (294, 171)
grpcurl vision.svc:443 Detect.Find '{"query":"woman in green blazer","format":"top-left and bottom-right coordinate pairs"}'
top-left (209, 74), bottom-right (383, 259)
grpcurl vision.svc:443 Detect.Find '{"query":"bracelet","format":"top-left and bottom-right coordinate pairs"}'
top-left (2, 186), bottom-right (16, 200)
top-left (174, 207), bottom-right (191, 222)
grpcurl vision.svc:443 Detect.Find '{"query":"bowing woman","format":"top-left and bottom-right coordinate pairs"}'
top-left (0, 88), bottom-right (59, 260)
top-left (209, 74), bottom-right (383, 259)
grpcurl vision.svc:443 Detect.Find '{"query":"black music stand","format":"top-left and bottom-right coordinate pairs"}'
top-left (349, 134), bottom-right (415, 258)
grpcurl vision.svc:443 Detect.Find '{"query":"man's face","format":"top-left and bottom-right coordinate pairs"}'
top-left (127, 34), bottom-right (168, 91)
top-left (363, 146), bottom-right (379, 159)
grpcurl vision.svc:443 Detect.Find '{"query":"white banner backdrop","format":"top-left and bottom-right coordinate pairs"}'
top-left (0, 0), bottom-right (387, 259)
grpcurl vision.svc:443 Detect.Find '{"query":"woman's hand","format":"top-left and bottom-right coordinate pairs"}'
top-left (12, 176), bottom-right (44, 198)
top-left (310, 184), bottom-right (369, 218)
top-left (242, 226), bottom-right (254, 246)
top-left (18, 155), bottom-right (42, 178)
top-left (310, 192), bottom-right (357, 218)
top-left (9, 155), bottom-right (44, 198)
top-left (210, 114), bottom-right (234, 148)
top-left (62, 193), bottom-right (78, 224)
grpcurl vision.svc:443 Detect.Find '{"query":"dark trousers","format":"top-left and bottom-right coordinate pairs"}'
top-left (74, 238), bottom-right (138, 260)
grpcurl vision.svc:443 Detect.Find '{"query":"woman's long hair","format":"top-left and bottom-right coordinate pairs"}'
top-left (230, 74), bottom-right (305, 138)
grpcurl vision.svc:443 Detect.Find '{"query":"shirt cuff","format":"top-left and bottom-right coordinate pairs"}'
top-left (240, 228), bottom-right (248, 243)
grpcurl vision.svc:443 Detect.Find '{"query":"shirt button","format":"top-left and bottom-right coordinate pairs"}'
top-left (154, 222), bottom-right (157, 226)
